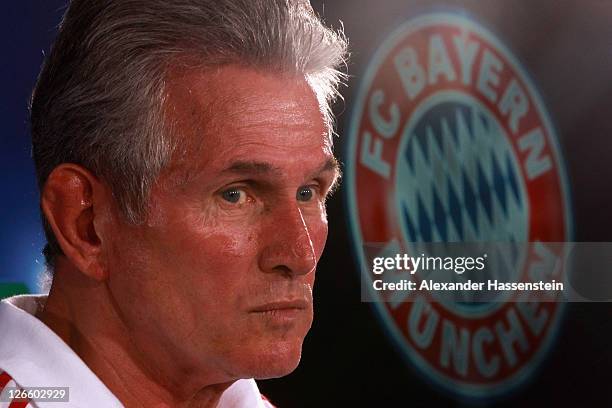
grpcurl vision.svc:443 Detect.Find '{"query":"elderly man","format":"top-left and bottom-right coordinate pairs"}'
top-left (0, 0), bottom-right (347, 406)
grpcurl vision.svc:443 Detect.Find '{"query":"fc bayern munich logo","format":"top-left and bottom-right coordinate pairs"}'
top-left (346, 13), bottom-right (572, 398)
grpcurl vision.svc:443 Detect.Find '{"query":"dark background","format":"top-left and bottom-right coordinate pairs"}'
top-left (2, 1), bottom-right (612, 406)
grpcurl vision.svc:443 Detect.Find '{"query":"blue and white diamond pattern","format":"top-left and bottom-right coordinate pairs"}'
top-left (396, 99), bottom-right (528, 246)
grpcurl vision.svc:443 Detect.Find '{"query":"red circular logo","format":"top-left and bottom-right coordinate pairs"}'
top-left (346, 13), bottom-right (572, 397)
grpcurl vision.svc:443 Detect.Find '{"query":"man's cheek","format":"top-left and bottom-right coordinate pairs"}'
top-left (174, 228), bottom-right (251, 267)
top-left (310, 220), bottom-right (329, 261)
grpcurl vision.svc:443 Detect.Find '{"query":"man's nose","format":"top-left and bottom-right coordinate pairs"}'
top-left (258, 203), bottom-right (317, 277)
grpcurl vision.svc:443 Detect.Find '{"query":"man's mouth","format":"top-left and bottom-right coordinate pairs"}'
top-left (249, 299), bottom-right (309, 313)
top-left (248, 299), bottom-right (310, 325)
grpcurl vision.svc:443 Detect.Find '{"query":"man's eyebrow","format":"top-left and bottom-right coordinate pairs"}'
top-left (315, 157), bottom-right (341, 179)
top-left (222, 161), bottom-right (284, 176)
top-left (316, 157), bottom-right (343, 194)
top-left (222, 157), bottom-right (340, 176)
top-left (319, 157), bottom-right (340, 173)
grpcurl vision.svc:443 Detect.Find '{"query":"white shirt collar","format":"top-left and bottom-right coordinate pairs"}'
top-left (0, 295), bottom-right (268, 408)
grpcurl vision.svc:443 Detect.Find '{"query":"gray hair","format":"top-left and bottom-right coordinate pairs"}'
top-left (30, 0), bottom-right (348, 268)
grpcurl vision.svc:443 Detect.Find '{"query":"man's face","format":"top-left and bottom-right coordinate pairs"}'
top-left (103, 65), bottom-right (338, 384)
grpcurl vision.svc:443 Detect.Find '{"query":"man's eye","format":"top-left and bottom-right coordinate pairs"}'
top-left (296, 186), bottom-right (314, 202)
top-left (221, 188), bottom-right (247, 204)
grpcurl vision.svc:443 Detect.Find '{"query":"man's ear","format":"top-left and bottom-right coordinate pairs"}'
top-left (41, 164), bottom-right (109, 281)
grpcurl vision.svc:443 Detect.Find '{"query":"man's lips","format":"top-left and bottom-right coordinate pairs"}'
top-left (248, 299), bottom-right (309, 313)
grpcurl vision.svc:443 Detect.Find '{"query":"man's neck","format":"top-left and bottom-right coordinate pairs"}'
top-left (36, 262), bottom-right (234, 408)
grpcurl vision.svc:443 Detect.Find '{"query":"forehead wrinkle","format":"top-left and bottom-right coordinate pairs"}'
top-left (166, 65), bottom-right (326, 154)
top-left (226, 103), bottom-right (322, 136)
top-left (215, 76), bottom-right (325, 134)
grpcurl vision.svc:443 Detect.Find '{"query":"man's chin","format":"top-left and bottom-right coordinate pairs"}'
top-left (233, 338), bottom-right (305, 380)
top-left (258, 351), bottom-right (303, 380)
